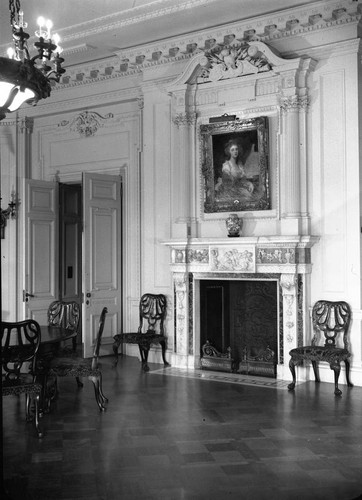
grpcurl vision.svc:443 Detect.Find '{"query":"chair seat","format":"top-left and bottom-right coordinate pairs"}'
top-left (2, 375), bottom-right (42, 397)
top-left (49, 357), bottom-right (101, 378)
top-left (289, 346), bottom-right (350, 363)
top-left (114, 332), bottom-right (166, 347)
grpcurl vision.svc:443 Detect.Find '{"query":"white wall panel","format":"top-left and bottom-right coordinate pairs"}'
top-left (320, 70), bottom-right (347, 293)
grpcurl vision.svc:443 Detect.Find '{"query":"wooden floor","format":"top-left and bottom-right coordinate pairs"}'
top-left (3, 355), bottom-right (362, 500)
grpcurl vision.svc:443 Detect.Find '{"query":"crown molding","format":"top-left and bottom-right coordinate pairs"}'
top-left (53, 1), bottom-right (360, 91)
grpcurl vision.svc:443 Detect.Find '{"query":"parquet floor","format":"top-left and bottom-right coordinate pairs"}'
top-left (2, 355), bottom-right (362, 500)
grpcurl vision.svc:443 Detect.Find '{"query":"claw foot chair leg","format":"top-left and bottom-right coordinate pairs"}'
top-left (331, 363), bottom-right (342, 396)
top-left (287, 358), bottom-right (297, 391)
top-left (160, 340), bottom-right (170, 367)
top-left (112, 337), bottom-right (122, 367)
top-left (139, 345), bottom-right (150, 371)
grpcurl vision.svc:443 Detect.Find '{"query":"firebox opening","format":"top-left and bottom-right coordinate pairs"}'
top-left (200, 280), bottom-right (278, 377)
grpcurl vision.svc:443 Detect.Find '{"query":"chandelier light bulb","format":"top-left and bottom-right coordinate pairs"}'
top-left (53, 33), bottom-right (60, 45)
top-left (17, 10), bottom-right (27, 29)
top-left (45, 19), bottom-right (53, 38)
top-left (7, 47), bottom-right (15, 59)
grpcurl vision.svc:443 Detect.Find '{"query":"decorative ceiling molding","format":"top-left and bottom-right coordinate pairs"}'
top-left (52, 1), bottom-right (360, 90)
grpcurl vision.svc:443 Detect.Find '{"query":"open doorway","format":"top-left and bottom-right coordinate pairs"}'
top-left (59, 183), bottom-right (82, 345)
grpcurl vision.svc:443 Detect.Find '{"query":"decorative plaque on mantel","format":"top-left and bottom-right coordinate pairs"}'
top-left (210, 246), bottom-right (256, 272)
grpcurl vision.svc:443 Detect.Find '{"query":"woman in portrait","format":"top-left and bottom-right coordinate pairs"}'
top-left (214, 139), bottom-right (255, 202)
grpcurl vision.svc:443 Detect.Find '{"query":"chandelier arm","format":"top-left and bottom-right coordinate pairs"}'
top-left (1, 0), bottom-right (65, 120)
top-left (0, 86), bottom-right (19, 112)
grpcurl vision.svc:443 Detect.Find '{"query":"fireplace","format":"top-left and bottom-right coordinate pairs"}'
top-left (199, 279), bottom-right (279, 377)
top-left (164, 236), bottom-right (319, 380)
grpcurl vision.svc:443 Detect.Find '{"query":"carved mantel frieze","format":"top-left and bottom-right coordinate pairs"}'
top-left (164, 236), bottom-right (319, 274)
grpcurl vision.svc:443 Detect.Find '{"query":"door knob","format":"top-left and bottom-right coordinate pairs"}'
top-left (23, 290), bottom-right (35, 302)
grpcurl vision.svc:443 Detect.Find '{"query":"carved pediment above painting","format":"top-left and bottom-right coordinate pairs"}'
top-left (198, 41), bottom-right (273, 83)
top-left (168, 40), bottom-right (313, 94)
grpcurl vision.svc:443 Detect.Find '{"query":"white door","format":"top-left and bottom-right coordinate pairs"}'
top-left (82, 172), bottom-right (122, 358)
top-left (24, 179), bottom-right (59, 324)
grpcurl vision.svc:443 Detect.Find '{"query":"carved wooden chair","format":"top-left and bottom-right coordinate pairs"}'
top-left (113, 293), bottom-right (170, 371)
top-left (1, 319), bottom-right (43, 438)
top-left (48, 300), bottom-right (80, 351)
top-left (288, 300), bottom-right (353, 396)
top-left (48, 307), bottom-right (108, 411)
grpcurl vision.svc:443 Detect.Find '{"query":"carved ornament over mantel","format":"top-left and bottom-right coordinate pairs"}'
top-left (163, 236), bottom-right (319, 274)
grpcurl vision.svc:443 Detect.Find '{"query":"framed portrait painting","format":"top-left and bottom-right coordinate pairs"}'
top-left (200, 116), bottom-right (270, 213)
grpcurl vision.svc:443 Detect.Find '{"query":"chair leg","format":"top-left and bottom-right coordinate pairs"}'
top-left (25, 393), bottom-right (31, 421)
top-left (89, 374), bottom-right (107, 411)
top-left (159, 340), bottom-right (170, 367)
top-left (330, 361), bottom-right (342, 396)
top-left (138, 344), bottom-right (150, 372)
top-left (97, 372), bottom-right (108, 404)
top-left (287, 357), bottom-right (297, 391)
top-left (76, 377), bottom-right (83, 388)
top-left (345, 359), bottom-right (353, 387)
top-left (26, 393), bottom-right (43, 438)
top-left (33, 394), bottom-right (43, 438)
top-left (311, 361), bottom-right (320, 383)
top-left (112, 335), bottom-right (122, 367)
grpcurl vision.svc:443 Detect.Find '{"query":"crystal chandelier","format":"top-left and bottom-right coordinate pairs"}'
top-left (0, 0), bottom-right (65, 121)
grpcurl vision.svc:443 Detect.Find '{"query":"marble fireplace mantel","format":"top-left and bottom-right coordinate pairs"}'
top-left (163, 235), bottom-right (320, 379)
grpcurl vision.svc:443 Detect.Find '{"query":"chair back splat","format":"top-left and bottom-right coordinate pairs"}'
top-left (1, 319), bottom-right (43, 438)
top-left (288, 300), bottom-right (352, 396)
top-left (312, 300), bottom-right (351, 349)
top-left (139, 293), bottom-right (166, 335)
top-left (47, 300), bottom-right (80, 350)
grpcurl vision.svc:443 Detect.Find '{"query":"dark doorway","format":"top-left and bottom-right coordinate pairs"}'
top-left (59, 183), bottom-right (82, 343)
top-left (200, 280), bottom-right (278, 375)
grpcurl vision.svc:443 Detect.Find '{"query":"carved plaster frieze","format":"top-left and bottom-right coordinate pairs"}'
top-left (172, 112), bottom-right (197, 127)
top-left (210, 246), bottom-right (256, 273)
top-left (59, 111), bottom-right (114, 137)
top-left (280, 95), bottom-right (310, 112)
top-left (173, 248), bottom-right (209, 264)
top-left (257, 248), bottom-right (296, 264)
top-left (187, 249), bottom-right (209, 264)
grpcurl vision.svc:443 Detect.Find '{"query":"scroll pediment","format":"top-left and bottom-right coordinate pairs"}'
top-left (199, 41), bottom-right (274, 83)
top-left (168, 40), bottom-right (303, 91)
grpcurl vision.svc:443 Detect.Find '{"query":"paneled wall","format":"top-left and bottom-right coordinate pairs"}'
top-left (1, 0), bottom-right (361, 382)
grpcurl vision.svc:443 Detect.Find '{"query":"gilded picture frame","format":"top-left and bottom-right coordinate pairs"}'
top-left (201, 116), bottom-right (270, 213)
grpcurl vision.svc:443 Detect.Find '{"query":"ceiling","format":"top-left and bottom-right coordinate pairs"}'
top-left (0, 0), bottom-right (321, 67)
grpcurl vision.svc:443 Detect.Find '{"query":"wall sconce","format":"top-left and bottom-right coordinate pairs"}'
top-left (1, 192), bottom-right (18, 239)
